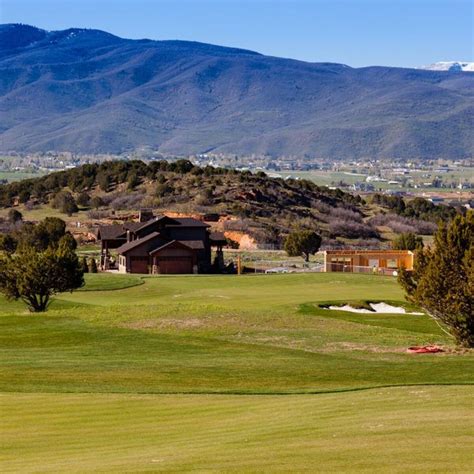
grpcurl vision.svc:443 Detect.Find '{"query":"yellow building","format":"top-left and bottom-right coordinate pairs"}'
top-left (323, 250), bottom-right (414, 276)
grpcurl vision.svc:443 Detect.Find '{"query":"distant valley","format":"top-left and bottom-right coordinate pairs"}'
top-left (1, 24), bottom-right (473, 160)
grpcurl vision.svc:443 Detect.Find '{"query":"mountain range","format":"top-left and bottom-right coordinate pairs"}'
top-left (0, 24), bottom-right (473, 160)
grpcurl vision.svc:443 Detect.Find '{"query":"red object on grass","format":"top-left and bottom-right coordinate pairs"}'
top-left (407, 345), bottom-right (444, 354)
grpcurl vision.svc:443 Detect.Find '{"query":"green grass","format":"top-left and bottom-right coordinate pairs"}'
top-left (2, 386), bottom-right (472, 473)
top-left (1, 272), bottom-right (472, 471)
top-left (78, 273), bottom-right (144, 291)
top-left (0, 170), bottom-right (45, 182)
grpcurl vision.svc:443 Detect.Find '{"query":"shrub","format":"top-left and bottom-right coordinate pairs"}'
top-left (392, 232), bottom-right (424, 251)
top-left (7, 209), bottom-right (23, 223)
top-left (88, 257), bottom-right (98, 273)
top-left (76, 192), bottom-right (91, 207)
top-left (329, 219), bottom-right (379, 239)
top-left (81, 256), bottom-right (89, 273)
top-left (90, 196), bottom-right (104, 210)
top-left (52, 191), bottom-right (78, 216)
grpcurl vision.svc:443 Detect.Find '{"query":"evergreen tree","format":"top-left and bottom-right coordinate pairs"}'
top-left (0, 234), bottom-right (84, 312)
top-left (88, 257), bottom-right (98, 273)
top-left (0, 234), bottom-right (17, 254)
top-left (76, 191), bottom-right (91, 207)
top-left (90, 196), bottom-right (104, 210)
top-left (284, 230), bottom-right (322, 262)
top-left (81, 256), bottom-right (89, 273)
top-left (392, 232), bottom-right (424, 251)
top-left (127, 172), bottom-right (140, 190)
top-left (52, 191), bottom-right (78, 216)
top-left (399, 212), bottom-right (474, 347)
top-left (7, 209), bottom-right (23, 224)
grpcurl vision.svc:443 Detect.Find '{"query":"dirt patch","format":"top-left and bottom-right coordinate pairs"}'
top-left (323, 342), bottom-right (406, 353)
top-left (123, 318), bottom-right (203, 330)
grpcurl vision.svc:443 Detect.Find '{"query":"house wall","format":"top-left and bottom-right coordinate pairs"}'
top-left (121, 235), bottom-right (167, 274)
top-left (164, 227), bottom-right (211, 266)
top-left (324, 251), bottom-right (414, 273)
top-left (118, 255), bottom-right (127, 273)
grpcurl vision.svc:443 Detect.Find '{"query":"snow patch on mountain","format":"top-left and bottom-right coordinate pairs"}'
top-left (420, 61), bottom-right (474, 72)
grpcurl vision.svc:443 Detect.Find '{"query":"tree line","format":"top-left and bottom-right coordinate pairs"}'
top-left (371, 193), bottom-right (462, 223)
top-left (0, 159), bottom-right (362, 210)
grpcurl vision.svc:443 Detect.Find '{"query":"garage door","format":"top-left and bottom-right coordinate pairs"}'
top-left (158, 257), bottom-right (193, 274)
top-left (130, 256), bottom-right (149, 274)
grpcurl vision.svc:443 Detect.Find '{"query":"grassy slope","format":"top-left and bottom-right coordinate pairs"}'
top-left (1, 273), bottom-right (473, 471)
top-left (2, 387), bottom-right (472, 473)
top-left (1, 273), bottom-right (472, 394)
top-left (77, 273), bottom-right (144, 291)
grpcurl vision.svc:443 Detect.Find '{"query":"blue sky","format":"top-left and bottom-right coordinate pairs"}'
top-left (1, 0), bottom-right (472, 67)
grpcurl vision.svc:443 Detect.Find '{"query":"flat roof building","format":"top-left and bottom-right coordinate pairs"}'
top-left (323, 249), bottom-right (414, 276)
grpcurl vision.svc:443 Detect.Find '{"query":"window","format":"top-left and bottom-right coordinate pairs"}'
top-left (387, 259), bottom-right (398, 269)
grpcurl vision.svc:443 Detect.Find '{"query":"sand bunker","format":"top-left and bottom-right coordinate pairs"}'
top-left (328, 302), bottom-right (424, 315)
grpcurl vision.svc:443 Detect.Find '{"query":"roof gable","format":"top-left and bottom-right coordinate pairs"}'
top-left (134, 215), bottom-right (181, 234)
top-left (166, 217), bottom-right (210, 228)
top-left (116, 232), bottom-right (163, 254)
top-left (149, 239), bottom-right (194, 255)
top-left (97, 224), bottom-right (127, 240)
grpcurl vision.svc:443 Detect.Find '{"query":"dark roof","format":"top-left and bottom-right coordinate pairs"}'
top-left (123, 222), bottom-right (143, 231)
top-left (209, 231), bottom-right (226, 243)
top-left (178, 240), bottom-right (205, 250)
top-left (149, 239), bottom-right (194, 255)
top-left (97, 224), bottom-right (127, 240)
top-left (116, 232), bottom-right (162, 254)
top-left (133, 215), bottom-right (180, 233)
top-left (166, 217), bottom-right (210, 228)
top-left (97, 216), bottom-right (209, 241)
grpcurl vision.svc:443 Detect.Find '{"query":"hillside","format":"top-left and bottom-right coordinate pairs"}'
top-left (1, 24), bottom-right (473, 160)
top-left (0, 160), bottom-right (461, 248)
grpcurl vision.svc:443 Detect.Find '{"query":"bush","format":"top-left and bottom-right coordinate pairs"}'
top-left (329, 207), bottom-right (363, 222)
top-left (81, 256), bottom-right (89, 273)
top-left (329, 219), bottom-right (379, 239)
top-left (88, 257), bottom-right (98, 273)
top-left (90, 196), bottom-right (104, 210)
top-left (369, 214), bottom-right (437, 235)
top-left (52, 191), bottom-right (78, 216)
top-left (110, 193), bottom-right (144, 211)
top-left (7, 209), bottom-right (22, 223)
top-left (76, 192), bottom-right (91, 207)
top-left (392, 232), bottom-right (424, 251)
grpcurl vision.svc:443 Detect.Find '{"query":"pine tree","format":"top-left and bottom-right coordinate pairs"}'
top-left (392, 232), bottom-right (424, 251)
top-left (88, 257), bottom-right (98, 273)
top-left (81, 256), bottom-right (89, 273)
top-left (284, 230), bottom-right (322, 262)
top-left (399, 212), bottom-right (474, 347)
top-left (0, 235), bottom-right (84, 312)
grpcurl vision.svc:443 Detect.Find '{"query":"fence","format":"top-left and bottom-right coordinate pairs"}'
top-left (325, 261), bottom-right (400, 277)
top-left (238, 259), bottom-right (399, 276)
top-left (240, 259), bottom-right (323, 274)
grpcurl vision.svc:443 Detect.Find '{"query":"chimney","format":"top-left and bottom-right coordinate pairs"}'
top-left (139, 209), bottom-right (153, 223)
top-left (126, 230), bottom-right (131, 242)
